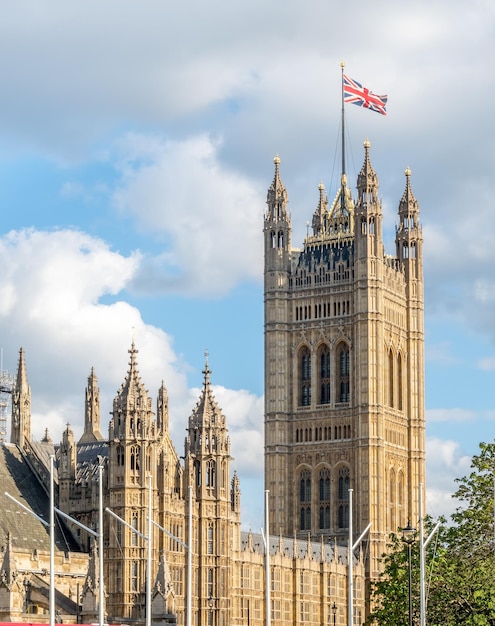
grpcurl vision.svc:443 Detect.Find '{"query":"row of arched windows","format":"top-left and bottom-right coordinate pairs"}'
top-left (269, 229), bottom-right (285, 249)
top-left (295, 299), bottom-right (351, 321)
top-left (295, 423), bottom-right (351, 443)
top-left (299, 343), bottom-right (350, 406)
top-left (114, 444), bottom-right (152, 474)
top-left (298, 466), bottom-right (350, 531)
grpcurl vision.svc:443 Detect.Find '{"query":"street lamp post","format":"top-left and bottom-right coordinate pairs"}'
top-left (401, 520), bottom-right (416, 626)
top-left (332, 601), bottom-right (337, 626)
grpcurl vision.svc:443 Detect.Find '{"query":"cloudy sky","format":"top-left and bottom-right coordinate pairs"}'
top-left (0, 0), bottom-right (494, 530)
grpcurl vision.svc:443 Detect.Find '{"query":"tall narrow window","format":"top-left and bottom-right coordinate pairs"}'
top-left (389, 468), bottom-right (396, 531)
top-left (207, 524), bottom-right (214, 554)
top-left (318, 468), bottom-right (331, 530)
top-left (300, 469), bottom-right (311, 531)
top-left (206, 459), bottom-right (216, 488)
top-left (300, 347), bottom-right (311, 407)
top-left (337, 344), bottom-right (350, 403)
top-left (338, 467), bottom-right (350, 529)
top-left (389, 349), bottom-right (394, 407)
top-left (131, 561), bottom-right (138, 592)
top-left (318, 345), bottom-right (331, 404)
top-left (397, 353), bottom-right (403, 411)
top-left (131, 514), bottom-right (138, 546)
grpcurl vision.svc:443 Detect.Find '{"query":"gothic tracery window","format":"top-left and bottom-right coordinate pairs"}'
top-left (318, 467), bottom-right (331, 530)
top-left (338, 466), bottom-right (350, 529)
top-left (337, 344), bottom-right (350, 403)
top-left (299, 469), bottom-right (311, 531)
top-left (299, 346), bottom-right (311, 407)
top-left (318, 345), bottom-right (331, 405)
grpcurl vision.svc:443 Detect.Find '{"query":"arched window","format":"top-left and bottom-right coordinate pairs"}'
top-left (389, 468), bottom-right (396, 531)
top-left (299, 469), bottom-right (311, 531)
top-left (337, 344), bottom-right (350, 403)
top-left (338, 467), bottom-right (350, 529)
top-left (206, 459), bottom-right (216, 488)
top-left (397, 353), bottom-right (403, 411)
top-left (388, 349), bottom-right (394, 407)
top-left (319, 468), bottom-right (331, 530)
top-left (130, 445), bottom-right (140, 473)
top-left (116, 445), bottom-right (124, 467)
top-left (194, 459), bottom-right (201, 487)
top-left (318, 345), bottom-right (331, 405)
top-left (299, 346), bottom-right (311, 407)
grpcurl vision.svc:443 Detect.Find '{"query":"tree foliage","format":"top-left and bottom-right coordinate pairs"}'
top-left (368, 442), bottom-right (495, 626)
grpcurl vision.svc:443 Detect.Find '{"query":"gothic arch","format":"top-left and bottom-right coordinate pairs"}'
top-left (335, 342), bottom-right (350, 403)
top-left (336, 463), bottom-right (351, 529)
top-left (298, 344), bottom-right (312, 407)
top-left (297, 465), bottom-right (312, 531)
top-left (316, 342), bottom-right (331, 405)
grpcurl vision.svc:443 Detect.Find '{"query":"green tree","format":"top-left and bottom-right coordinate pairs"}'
top-left (428, 442), bottom-right (495, 625)
top-left (368, 441), bottom-right (495, 625)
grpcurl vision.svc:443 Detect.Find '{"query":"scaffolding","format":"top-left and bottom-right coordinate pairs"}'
top-left (0, 369), bottom-right (14, 442)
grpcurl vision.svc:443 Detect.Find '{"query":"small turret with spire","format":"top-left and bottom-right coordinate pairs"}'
top-left (184, 352), bottom-right (232, 501)
top-left (396, 167), bottom-right (423, 275)
top-left (79, 367), bottom-right (104, 443)
top-left (355, 138), bottom-right (384, 259)
top-left (110, 341), bottom-right (155, 442)
top-left (10, 348), bottom-right (31, 450)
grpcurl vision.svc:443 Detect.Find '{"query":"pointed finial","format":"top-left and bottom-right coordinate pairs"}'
top-left (203, 349), bottom-right (211, 386)
top-left (405, 166), bottom-right (412, 178)
top-left (364, 138), bottom-right (371, 150)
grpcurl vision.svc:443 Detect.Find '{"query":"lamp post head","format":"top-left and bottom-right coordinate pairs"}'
top-left (401, 519), bottom-right (416, 544)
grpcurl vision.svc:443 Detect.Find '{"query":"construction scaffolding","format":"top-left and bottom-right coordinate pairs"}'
top-left (0, 369), bottom-right (14, 442)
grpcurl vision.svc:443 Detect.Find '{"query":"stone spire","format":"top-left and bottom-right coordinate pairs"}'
top-left (395, 166), bottom-right (422, 266)
top-left (80, 367), bottom-right (104, 443)
top-left (10, 347), bottom-right (31, 449)
top-left (156, 380), bottom-right (169, 432)
top-left (265, 154), bottom-right (289, 223)
top-left (111, 341), bottom-right (154, 440)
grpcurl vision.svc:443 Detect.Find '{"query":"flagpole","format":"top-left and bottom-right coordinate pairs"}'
top-left (340, 60), bottom-right (346, 178)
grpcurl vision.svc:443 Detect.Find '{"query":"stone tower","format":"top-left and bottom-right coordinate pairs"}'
top-left (106, 342), bottom-right (160, 621)
top-left (263, 142), bottom-right (425, 579)
top-left (184, 356), bottom-right (241, 626)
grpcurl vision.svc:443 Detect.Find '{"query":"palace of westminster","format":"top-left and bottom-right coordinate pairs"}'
top-left (0, 138), bottom-right (425, 625)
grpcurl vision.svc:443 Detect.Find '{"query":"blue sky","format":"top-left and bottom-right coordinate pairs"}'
top-left (1, 0), bottom-right (494, 530)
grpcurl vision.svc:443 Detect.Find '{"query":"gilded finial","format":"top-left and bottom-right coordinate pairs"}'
top-left (405, 167), bottom-right (412, 178)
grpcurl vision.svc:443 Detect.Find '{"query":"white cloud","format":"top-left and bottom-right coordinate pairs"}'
top-left (426, 437), bottom-right (472, 520)
top-left (426, 408), bottom-right (476, 424)
top-left (0, 228), bottom-right (187, 440)
top-left (111, 133), bottom-right (264, 296)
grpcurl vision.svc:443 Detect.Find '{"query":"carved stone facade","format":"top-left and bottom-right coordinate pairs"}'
top-left (263, 142), bottom-right (425, 581)
top-left (3, 345), bottom-right (365, 626)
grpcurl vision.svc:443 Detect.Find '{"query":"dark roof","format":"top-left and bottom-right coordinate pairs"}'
top-left (0, 443), bottom-right (81, 553)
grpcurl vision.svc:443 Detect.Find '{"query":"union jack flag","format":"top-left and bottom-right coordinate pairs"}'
top-left (343, 74), bottom-right (387, 115)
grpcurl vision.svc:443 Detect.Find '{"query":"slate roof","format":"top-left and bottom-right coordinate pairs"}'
top-left (0, 443), bottom-right (81, 553)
